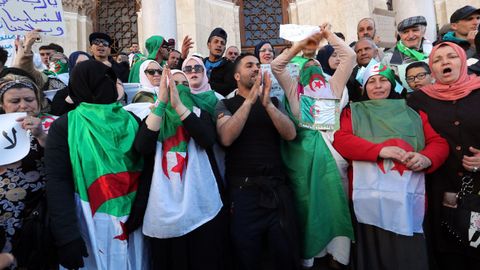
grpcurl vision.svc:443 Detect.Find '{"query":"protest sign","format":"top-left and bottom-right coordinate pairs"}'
top-left (0, 31), bottom-right (16, 66)
top-left (299, 95), bottom-right (340, 131)
top-left (280, 24), bottom-right (320, 42)
top-left (261, 63), bottom-right (299, 102)
top-left (0, 112), bottom-right (30, 166)
top-left (0, 0), bottom-right (66, 36)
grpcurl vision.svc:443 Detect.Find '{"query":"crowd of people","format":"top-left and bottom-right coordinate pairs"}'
top-left (0, 3), bottom-right (479, 270)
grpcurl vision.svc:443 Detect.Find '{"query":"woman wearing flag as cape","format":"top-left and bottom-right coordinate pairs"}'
top-left (332, 62), bottom-right (449, 270)
top-left (45, 60), bottom-right (147, 270)
top-left (131, 59), bottom-right (228, 270)
top-left (271, 23), bottom-right (356, 268)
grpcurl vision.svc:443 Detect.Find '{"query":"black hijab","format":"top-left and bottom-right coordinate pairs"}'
top-left (68, 60), bottom-right (118, 105)
top-left (254, 41), bottom-right (275, 61)
top-left (316, 45), bottom-right (335, 76)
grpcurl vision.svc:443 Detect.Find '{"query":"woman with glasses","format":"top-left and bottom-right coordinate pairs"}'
top-left (407, 42), bottom-right (480, 269)
top-left (405, 61), bottom-right (432, 92)
top-left (254, 41), bottom-right (275, 64)
top-left (132, 60), bottom-right (163, 103)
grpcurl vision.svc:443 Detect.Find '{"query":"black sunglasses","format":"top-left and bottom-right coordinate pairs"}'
top-left (183, 65), bottom-right (204, 74)
top-left (92, 38), bottom-right (110, 47)
top-left (144, 69), bottom-right (162, 75)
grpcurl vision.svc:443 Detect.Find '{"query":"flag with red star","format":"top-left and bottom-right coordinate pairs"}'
top-left (349, 99), bottom-right (427, 236)
top-left (68, 102), bottom-right (147, 270)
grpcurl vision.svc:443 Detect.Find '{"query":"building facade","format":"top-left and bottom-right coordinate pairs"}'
top-left (36, 0), bottom-right (480, 56)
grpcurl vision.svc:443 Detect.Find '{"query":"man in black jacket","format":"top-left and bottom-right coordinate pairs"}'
top-left (89, 32), bottom-right (129, 82)
top-left (204, 28), bottom-right (237, 96)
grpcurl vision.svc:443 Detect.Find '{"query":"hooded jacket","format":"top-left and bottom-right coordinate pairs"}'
top-left (128, 36), bottom-right (164, 83)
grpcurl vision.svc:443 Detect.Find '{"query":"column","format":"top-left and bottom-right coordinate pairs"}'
top-left (141, 0), bottom-right (177, 43)
top-left (393, 0), bottom-right (437, 41)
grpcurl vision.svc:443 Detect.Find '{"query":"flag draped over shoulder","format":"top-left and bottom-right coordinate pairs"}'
top-left (143, 85), bottom-right (223, 238)
top-left (350, 99), bottom-right (426, 236)
top-left (281, 99), bottom-right (354, 259)
top-left (68, 102), bottom-right (146, 269)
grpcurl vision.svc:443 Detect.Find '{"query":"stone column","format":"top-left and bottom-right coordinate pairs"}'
top-left (140, 0), bottom-right (178, 45)
top-left (393, 0), bottom-right (437, 42)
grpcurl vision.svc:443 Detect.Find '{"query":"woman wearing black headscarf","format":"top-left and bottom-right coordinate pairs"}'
top-left (45, 60), bottom-right (146, 270)
top-left (254, 41), bottom-right (275, 64)
top-left (316, 45), bottom-right (340, 77)
top-left (50, 51), bottom-right (92, 116)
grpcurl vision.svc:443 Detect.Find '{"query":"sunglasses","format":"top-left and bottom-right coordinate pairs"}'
top-left (92, 39), bottom-right (110, 47)
top-left (144, 69), bottom-right (162, 75)
top-left (406, 72), bottom-right (429, 82)
top-left (183, 65), bottom-right (204, 74)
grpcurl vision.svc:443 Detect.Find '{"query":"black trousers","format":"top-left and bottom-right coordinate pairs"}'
top-left (229, 177), bottom-right (299, 270)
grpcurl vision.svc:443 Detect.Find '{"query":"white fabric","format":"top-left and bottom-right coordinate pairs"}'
top-left (314, 236), bottom-right (351, 265)
top-left (60, 197), bottom-right (148, 270)
top-left (279, 24), bottom-right (320, 42)
top-left (123, 102), bottom-right (152, 120)
top-left (138, 60), bottom-right (160, 95)
top-left (143, 139), bottom-right (223, 238)
top-left (352, 160), bottom-right (425, 236)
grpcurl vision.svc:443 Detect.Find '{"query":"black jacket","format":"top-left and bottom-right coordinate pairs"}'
top-left (203, 57), bottom-right (236, 97)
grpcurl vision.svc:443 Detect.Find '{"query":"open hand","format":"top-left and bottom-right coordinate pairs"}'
top-left (463, 146), bottom-right (480, 173)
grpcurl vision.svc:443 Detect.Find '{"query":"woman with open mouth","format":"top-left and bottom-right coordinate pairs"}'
top-left (407, 42), bottom-right (480, 269)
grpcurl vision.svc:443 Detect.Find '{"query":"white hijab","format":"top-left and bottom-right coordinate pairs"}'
top-left (139, 60), bottom-right (161, 94)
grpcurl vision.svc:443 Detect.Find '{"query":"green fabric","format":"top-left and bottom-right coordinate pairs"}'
top-left (442, 31), bottom-right (469, 46)
top-left (43, 60), bottom-right (68, 76)
top-left (350, 99), bottom-right (425, 151)
top-left (362, 62), bottom-right (396, 89)
top-left (128, 36), bottom-right (164, 83)
top-left (281, 99), bottom-right (354, 259)
top-left (190, 90), bottom-right (218, 116)
top-left (396, 40), bottom-right (428, 61)
top-left (299, 65), bottom-right (325, 87)
top-left (68, 102), bottom-right (143, 217)
top-left (291, 56), bottom-right (310, 70)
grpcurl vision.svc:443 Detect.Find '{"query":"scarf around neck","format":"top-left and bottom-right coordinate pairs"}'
top-left (396, 40), bottom-right (427, 61)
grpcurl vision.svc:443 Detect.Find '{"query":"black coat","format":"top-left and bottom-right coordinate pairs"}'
top-left (203, 57), bottom-right (236, 97)
top-left (407, 90), bottom-right (480, 255)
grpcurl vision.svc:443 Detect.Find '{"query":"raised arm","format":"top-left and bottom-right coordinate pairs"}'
top-left (13, 30), bottom-right (48, 89)
top-left (271, 32), bottom-right (323, 119)
top-left (215, 89), bottom-right (257, 147)
top-left (327, 30), bottom-right (357, 98)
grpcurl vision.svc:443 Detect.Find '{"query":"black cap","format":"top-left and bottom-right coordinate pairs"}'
top-left (208, 27), bottom-right (227, 43)
top-left (89, 32), bottom-right (113, 46)
top-left (450, 5), bottom-right (480, 23)
top-left (397, 16), bottom-right (427, 32)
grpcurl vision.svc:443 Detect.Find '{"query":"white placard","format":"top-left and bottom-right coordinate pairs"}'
top-left (279, 24), bottom-right (320, 42)
top-left (123, 83), bottom-right (142, 104)
top-left (0, 31), bottom-right (16, 67)
top-left (0, 0), bottom-right (66, 36)
top-left (261, 63), bottom-right (299, 102)
top-left (43, 88), bottom-right (59, 101)
top-left (0, 112), bottom-right (30, 166)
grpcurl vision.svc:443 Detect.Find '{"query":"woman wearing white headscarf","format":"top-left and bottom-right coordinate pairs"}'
top-left (132, 60), bottom-right (163, 103)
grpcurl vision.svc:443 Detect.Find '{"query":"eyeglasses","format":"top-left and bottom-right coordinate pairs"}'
top-left (174, 80), bottom-right (189, 87)
top-left (183, 65), bottom-right (204, 74)
top-left (144, 69), bottom-right (162, 75)
top-left (92, 39), bottom-right (110, 47)
top-left (406, 72), bottom-right (429, 82)
top-left (259, 48), bottom-right (274, 53)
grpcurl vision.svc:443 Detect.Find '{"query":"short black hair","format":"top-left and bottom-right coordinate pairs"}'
top-left (233, 52), bottom-right (257, 72)
top-left (39, 45), bottom-right (53, 51)
top-left (48, 43), bottom-right (64, 53)
top-left (405, 61), bottom-right (431, 77)
top-left (0, 67), bottom-right (37, 82)
top-left (0, 47), bottom-right (8, 66)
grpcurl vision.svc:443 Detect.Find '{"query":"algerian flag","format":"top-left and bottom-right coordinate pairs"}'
top-left (351, 99), bottom-right (426, 236)
top-left (67, 102), bottom-right (147, 270)
top-left (299, 94), bottom-right (340, 131)
top-left (143, 86), bottom-right (222, 238)
top-left (281, 98), bottom-right (354, 260)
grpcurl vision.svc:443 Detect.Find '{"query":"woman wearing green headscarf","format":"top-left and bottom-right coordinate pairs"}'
top-left (271, 23), bottom-right (356, 268)
top-left (332, 62), bottom-right (448, 270)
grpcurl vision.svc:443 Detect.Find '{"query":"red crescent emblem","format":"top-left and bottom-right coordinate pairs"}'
top-left (309, 74), bottom-right (326, 91)
top-left (372, 64), bottom-right (387, 73)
